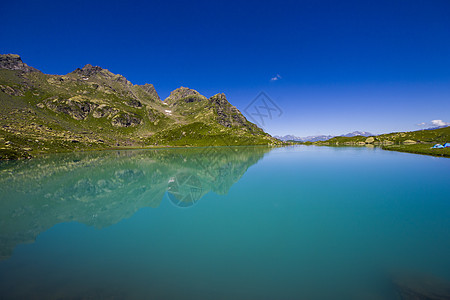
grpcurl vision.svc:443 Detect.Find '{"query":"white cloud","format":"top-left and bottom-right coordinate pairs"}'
top-left (431, 119), bottom-right (449, 127)
top-left (417, 120), bottom-right (450, 128)
top-left (270, 74), bottom-right (282, 81)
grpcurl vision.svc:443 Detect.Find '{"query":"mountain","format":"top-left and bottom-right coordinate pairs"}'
top-left (339, 131), bottom-right (373, 137)
top-left (276, 134), bottom-right (334, 142)
top-left (0, 54), bottom-right (280, 159)
top-left (0, 54), bottom-right (41, 73)
top-left (275, 131), bottom-right (374, 142)
top-left (424, 125), bottom-right (449, 130)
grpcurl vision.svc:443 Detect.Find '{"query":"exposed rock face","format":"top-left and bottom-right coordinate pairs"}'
top-left (365, 137), bottom-right (375, 144)
top-left (0, 84), bottom-right (24, 96)
top-left (113, 74), bottom-right (131, 85)
top-left (72, 64), bottom-right (106, 77)
top-left (0, 54), bottom-right (41, 73)
top-left (111, 112), bottom-right (142, 127)
top-left (126, 99), bottom-right (142, 108)
top-left (209, 93), bottom-right (250, 129)
top-left (141, 83), bottom-right (161, 101)
top-left (164, 87), bottom-right (206, 104)
top-left (44, 98), bottom-right (95, 120)
top-left (403, 139), bottom-right (417, 144)
top-left (92, 105), bottom-right (119, 119)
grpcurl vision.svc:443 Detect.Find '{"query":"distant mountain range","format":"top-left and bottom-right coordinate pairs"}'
top-left (275, 131), bottom-right (374, 142)
top-left (425, 125), bottom-right (449, 130)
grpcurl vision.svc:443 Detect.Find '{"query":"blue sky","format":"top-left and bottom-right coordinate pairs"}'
top-left (1, 0), bottom-right (449, 136)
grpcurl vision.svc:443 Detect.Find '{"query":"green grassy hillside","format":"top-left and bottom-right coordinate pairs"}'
top-left (311, 126), bottom-right (450, 157)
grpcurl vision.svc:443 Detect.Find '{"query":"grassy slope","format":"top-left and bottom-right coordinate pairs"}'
top-left (381, 144), bottom-right (450, 157)
top-left (145, 122), bottom-right (274, 146)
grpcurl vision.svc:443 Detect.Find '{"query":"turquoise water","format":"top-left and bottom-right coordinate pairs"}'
top-left (0, 146), bottom-right (449, 299)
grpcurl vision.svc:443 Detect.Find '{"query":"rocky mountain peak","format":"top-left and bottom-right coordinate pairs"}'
top-left (164, 87), bottom-right (206, 104)
top-left (340, 131), bottom-right (374, 137)
top-left (72, 64), bottom-right (106, 77)
top-left (71, 64), bottom-right (128, 84)
top-left (206, 93), bottom-right (255, 130)
top-left (140, 83), bottom-right (161, 101)
top-left (0, 54), bottom-right (41, 73)
top-left (209, 93), bottom-right (228, 105)
top-left (166, 87), bottom-right (199, 99)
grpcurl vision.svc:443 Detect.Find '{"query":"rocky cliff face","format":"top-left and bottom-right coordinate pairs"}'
top-left (208, 93), bottom-right (263, 133)
top-left (140, 83), bottom-right (160, 101)
top-left (0, 54), bottom-right (280, 159)
top-left (72, 64), bottom-right (107, 77)
top-left (164, 87), bottom-right (207, 105)
top-left (0, 54), bottom-right (41, 73)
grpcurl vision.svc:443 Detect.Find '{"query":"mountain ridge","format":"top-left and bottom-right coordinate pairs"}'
top-left (0, 54), bottom-right (41, 73)
top-left (275, 131), bottom-right (374, 142)
top-left (0, 54), bottom-right (280, 159)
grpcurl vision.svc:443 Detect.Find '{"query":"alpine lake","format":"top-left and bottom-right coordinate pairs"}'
top-left (0, 145), bottom-right (449, 299)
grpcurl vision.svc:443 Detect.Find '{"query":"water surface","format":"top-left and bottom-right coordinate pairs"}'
top-left (0, 146), bottom-right (449, 299)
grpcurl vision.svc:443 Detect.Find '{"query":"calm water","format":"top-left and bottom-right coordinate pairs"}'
top-left (0, 146), bottom-right (449, 299)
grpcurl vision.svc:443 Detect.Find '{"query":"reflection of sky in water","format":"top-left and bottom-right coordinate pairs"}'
top-left (0, 146), bottom-right (450, 299)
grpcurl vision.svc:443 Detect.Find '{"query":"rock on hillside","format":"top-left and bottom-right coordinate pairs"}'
top-left (70, 64), bottom-right (132, 85)
top-left (141, 83), bottom-right (160, 101)
top-left (0, 54), bottom-right (41, 73)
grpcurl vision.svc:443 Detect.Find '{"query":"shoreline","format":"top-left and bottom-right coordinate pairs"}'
top-left (0, 143), bottom-right (282, 161)
top-left (2, 142), bottom-right (449, 161)
top-left (288, 143), bottom-right (450, 158)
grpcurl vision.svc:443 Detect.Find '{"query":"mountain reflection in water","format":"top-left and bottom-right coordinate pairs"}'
top-left (0, 146), bottom-right (271, 260)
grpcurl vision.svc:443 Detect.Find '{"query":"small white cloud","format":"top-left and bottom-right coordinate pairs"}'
top-left (416, 122), bottom-right (427, 126)
top-left (431, 119), bottom-right (449, 127)
top-left (270, 74), bottom-right (282, 81)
